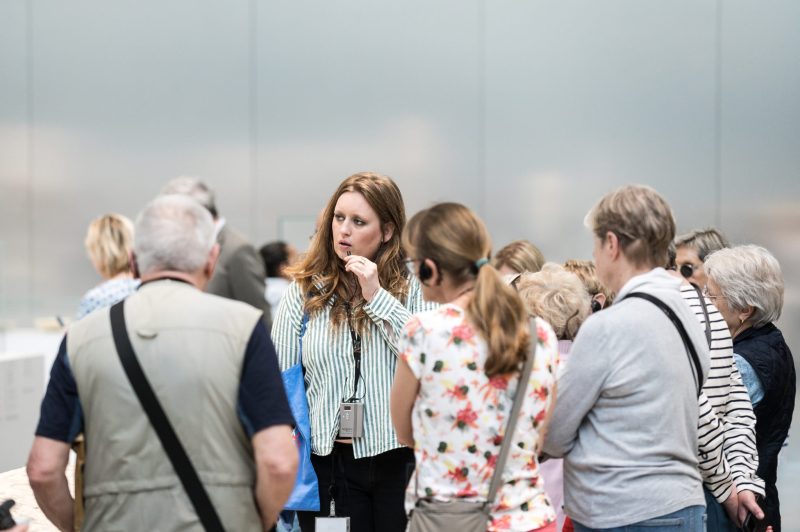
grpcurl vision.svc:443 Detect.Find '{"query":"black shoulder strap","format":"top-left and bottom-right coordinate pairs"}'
top-left (625, 292), bottom-right (704, 396)
top-left (109, 301), bottom-right (225, 532)
top-left (689, 283), bottom-right (712, 348)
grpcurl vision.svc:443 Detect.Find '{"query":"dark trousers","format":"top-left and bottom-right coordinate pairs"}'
top-left (297, 442), bottom-right (415, 532)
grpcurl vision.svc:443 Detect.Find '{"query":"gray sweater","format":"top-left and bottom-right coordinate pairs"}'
top-left (543, 269), bottom-right (709, 528)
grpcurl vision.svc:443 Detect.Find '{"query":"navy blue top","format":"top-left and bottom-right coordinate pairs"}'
top-left (36, 321), bottom-right (294, 442)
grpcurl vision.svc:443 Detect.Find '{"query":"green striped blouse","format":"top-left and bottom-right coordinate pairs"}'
top-left (272, 277), bottom-right (435, 459)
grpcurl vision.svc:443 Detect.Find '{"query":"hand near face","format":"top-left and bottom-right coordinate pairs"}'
top-left (345, 254), bottom-right (381, 302)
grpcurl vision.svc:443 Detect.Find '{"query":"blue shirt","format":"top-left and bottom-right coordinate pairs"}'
top-left (733, 353), bottom-right (765, 406)
top-left (36, 321), bottom-right (293, 442)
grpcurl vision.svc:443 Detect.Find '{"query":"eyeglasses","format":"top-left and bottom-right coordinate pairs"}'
top-left (702, 287), bottom-right (725, 303)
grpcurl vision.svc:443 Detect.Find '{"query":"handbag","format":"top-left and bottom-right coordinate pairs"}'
top-left (109, 301), bottom-right (225, 532)
top-left (407, 319), bottom-right (539, 532)
top-left (280, 311), bottom-right (320, 511)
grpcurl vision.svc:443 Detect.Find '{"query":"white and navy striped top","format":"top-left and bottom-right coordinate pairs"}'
top-left (272, 277), bottom-right (434, 459)
top-left (681, 284), bottom-right (765, 498)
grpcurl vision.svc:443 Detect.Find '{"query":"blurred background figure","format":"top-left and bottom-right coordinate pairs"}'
top-left (705, 245), bottom-right (797, 532)
top-left (77, 214), bottom-right (139, 319)
top-left (492, 240), bottom-right (546, 283)
top-left (674, 228), bottom-right (729, 289)
top-left (516, 262), bottom-right (591, 531)
top-left (260, 240), bottom-right (298, 319)
top-left (393, 202), bottom-right (559, 531)
top-left (563, 259), bottom-right (613, 313)
top-left (161, 177), bottom-right (272, 329)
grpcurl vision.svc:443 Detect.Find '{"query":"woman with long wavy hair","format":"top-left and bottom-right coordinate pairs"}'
top-left (391, 202), bottom-right (559, 531)
top-left (272, 172), bottom-right (431, 532)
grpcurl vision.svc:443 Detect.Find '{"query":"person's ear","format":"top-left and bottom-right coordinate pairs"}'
top-left (591, 293), bottom-right (606, 312)
top-left (605, 231), bottom-right (621, 260)
top-left (382, 222), bottom-right (395, 243)
top-left (739, 305), bottom-right (755, 324)
top-left (204, 244), bottom-right (221, 278)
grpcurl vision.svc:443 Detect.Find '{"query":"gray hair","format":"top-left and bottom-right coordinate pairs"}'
top-left (516, 262), bottom-right (591, 341)
top-left (160, 176), bottom-right (218, 218)
top-left (134, 195), bottom-right (217, 275)
top-left (674, 228), bottom-right (729, 261)
top-left (704, 245), bottom-right (784, 328)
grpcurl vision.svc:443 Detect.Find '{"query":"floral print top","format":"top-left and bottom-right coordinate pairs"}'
top-left (399, 304), bottom-right (559, 531)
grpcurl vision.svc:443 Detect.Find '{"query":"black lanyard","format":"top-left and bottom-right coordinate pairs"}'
top-left (343, 302), bottom-right (362, 402)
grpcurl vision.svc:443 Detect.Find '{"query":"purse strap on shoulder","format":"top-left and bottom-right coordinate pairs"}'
top-left (623, 292), bottom-right (704, 396)
top-left (109, 301), bottom-right (225, 532)
top-left (485, 318), bottom-right (538, 506)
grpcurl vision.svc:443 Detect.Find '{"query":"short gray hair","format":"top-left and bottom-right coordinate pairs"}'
top-left (516, 263), bottom-right (591, 341)
top-left (134, 195), bottom-right (216, 275)
top-left (160, 176), bottom-right (218, 217)
top-left (674, 228), bottom-right (729, 261)
top-left (704, 245), bottom-right (784, 328)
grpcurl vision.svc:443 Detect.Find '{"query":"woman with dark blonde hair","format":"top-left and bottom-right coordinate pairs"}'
top-left (391, 202), bottom-right (559, 531)
top-left (77, 213), bottom-right (139, 319)
top-left (272, 172), bottom-right (431, 532)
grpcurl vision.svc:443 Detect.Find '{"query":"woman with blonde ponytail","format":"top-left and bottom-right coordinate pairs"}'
top-left (391, 202), bottom-right (559, 532)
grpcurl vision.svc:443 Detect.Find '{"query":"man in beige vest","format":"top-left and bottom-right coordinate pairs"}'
top-left (27, 194), bottom-right (297, 531)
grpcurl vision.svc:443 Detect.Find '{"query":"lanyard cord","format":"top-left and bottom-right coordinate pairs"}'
top-left (343, 302), bottom-right (365, 402)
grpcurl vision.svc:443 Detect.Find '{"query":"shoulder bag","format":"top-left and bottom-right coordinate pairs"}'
top-left (406, 318), bottom-right (539, 532)
top-left (280, 309), bottom-right (320, 511)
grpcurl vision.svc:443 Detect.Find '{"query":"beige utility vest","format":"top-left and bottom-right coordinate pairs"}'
top-left (67, 279), bottom-right (264, 531)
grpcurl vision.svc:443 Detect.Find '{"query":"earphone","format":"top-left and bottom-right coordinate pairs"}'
top-left (418, 260), bottom-right (433, 282)
top-left (591, 299), bottom-right (602, 313)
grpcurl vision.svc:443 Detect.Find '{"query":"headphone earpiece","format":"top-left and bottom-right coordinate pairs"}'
top-left (591, 299), bottom-right (602, 313)
top-left (418, 261), bottom-right (433, 282)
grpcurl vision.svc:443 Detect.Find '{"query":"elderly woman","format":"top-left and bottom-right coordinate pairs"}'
top-left (543, 185), bottom-right (733, 532)
top-left (704, 245), bottom-right (796, 531)
top-left (674, 228), bottom-right (729, 288)
top-left (516, 263), bottom-right (591, 531)
top-left (77, 214), bottom-right (139, 319)
top-left (563, 259), bottom-right (613, 312)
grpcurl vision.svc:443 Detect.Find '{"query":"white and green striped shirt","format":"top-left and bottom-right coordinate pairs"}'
top-left (272, 277), bottom-right (434, 459)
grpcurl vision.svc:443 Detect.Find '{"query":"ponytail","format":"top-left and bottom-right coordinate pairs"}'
top-left (467, 263), bottom-right (530, 378)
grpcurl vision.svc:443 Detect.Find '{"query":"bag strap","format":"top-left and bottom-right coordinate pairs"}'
top-left (485, 318), bottom-right (539, 505)
top-left (624, 292), bottom-right (704, 396)
top-left (689, 283), bottom-right (712, 348)
top-left (109, 301), bottom-right (225, 532)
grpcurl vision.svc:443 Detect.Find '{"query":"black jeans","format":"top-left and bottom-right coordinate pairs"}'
top-left (298, 442), bottom-right (415, 532)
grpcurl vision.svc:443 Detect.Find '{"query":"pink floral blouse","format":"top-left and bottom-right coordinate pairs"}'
top-left (399, 304), bottom-right (559, 531)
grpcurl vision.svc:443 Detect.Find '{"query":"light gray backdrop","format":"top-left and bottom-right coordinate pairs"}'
top-left (1, 0), bottom-right (798, 527)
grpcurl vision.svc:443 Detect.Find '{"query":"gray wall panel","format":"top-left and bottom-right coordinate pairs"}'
top-left (255, 0), bottom-right (483, 245)
top-left (28, 0), bottom-right (254, 317)
top-left (0, 0), bottom-right (31, 321)
top-left (485, 1), bottom-right (718, 262)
